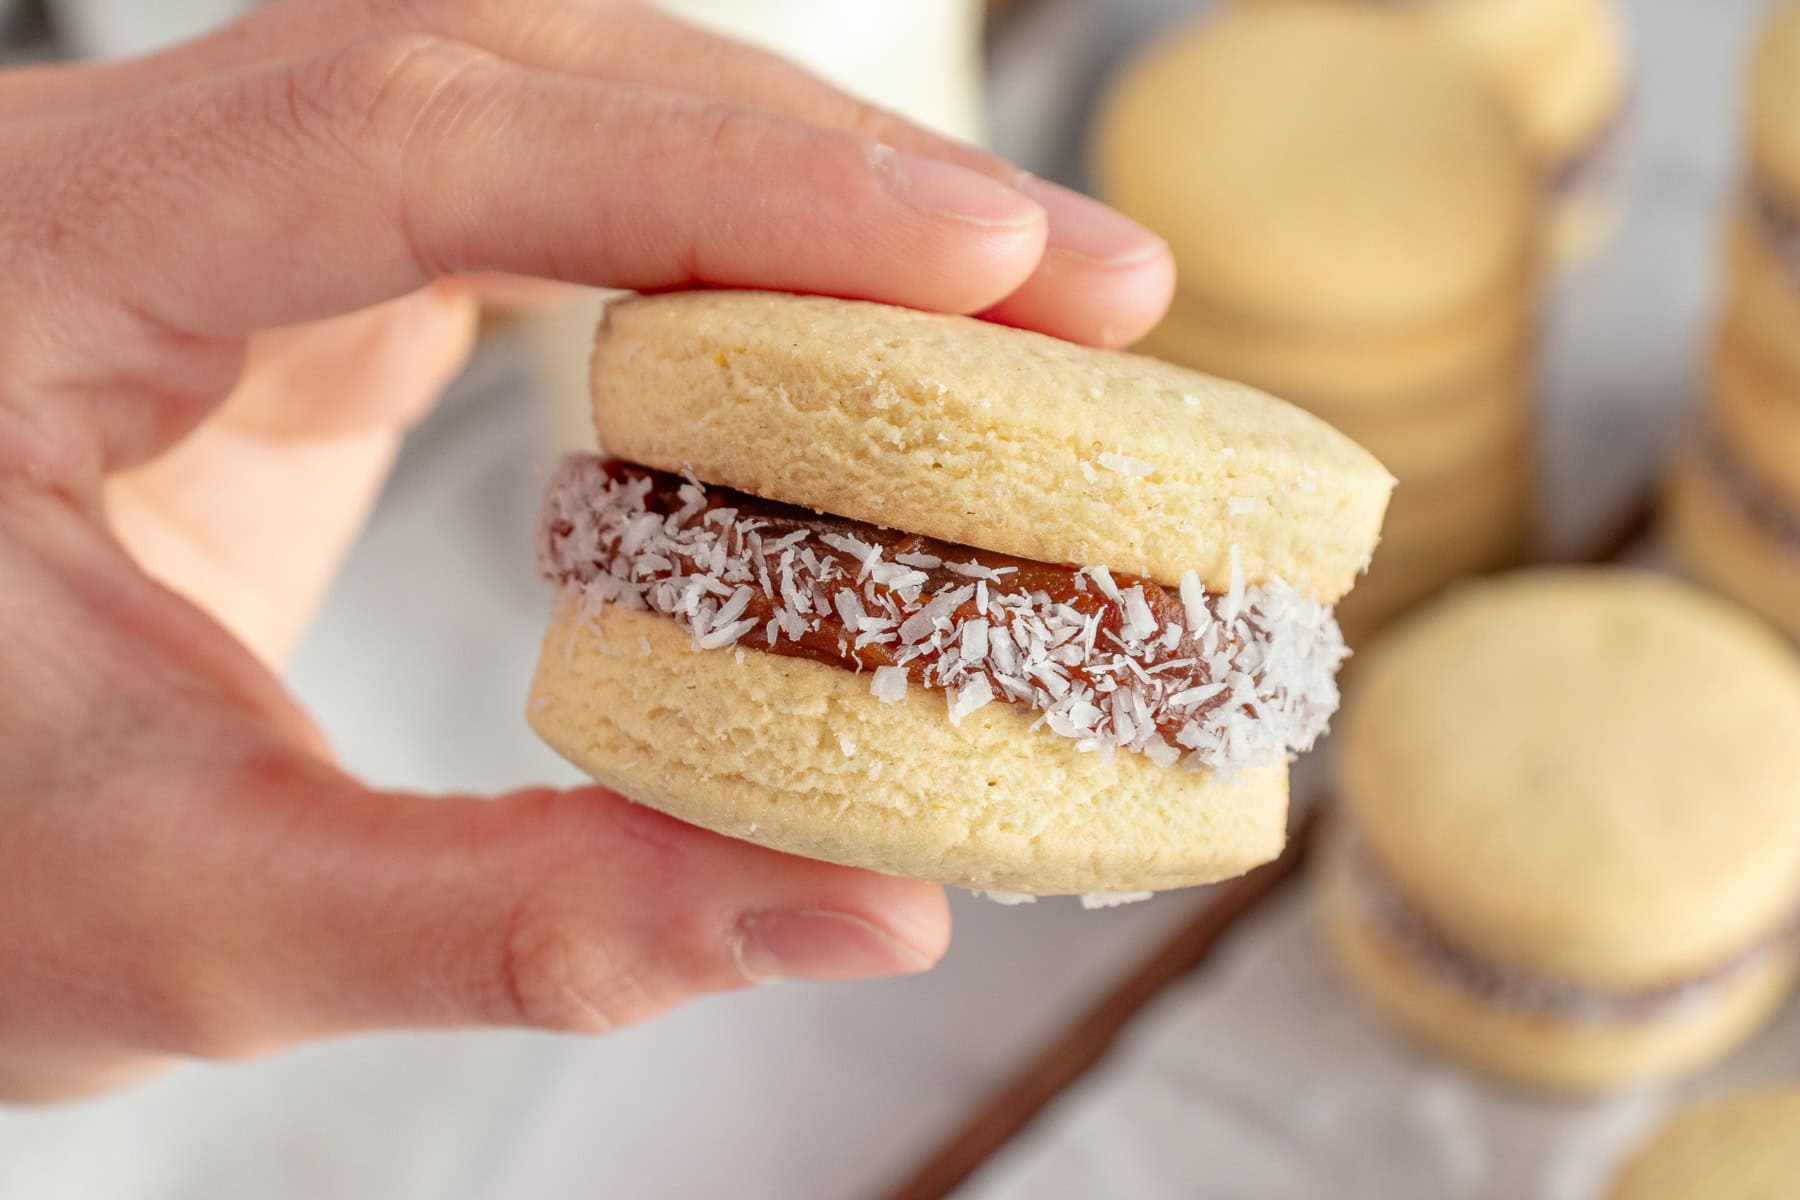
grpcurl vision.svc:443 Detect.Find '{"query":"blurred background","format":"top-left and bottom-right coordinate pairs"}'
top-left (1, 1), bottom-right (1796, 1197)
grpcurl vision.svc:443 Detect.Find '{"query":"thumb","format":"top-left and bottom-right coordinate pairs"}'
top-left (165, 757), bottom-right (949, 1054)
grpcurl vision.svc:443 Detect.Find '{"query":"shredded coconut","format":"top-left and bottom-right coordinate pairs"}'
top-left (538, 456), bottom-right (1348, 775)
top-left (1097, 450), bottom-right (1155, 477)
top-left (1080, 891), bottom-right (1155, 910)
top-left (976, 890), bottom-right (1039, 906)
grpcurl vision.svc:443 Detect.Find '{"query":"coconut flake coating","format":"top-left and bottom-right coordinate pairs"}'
top-left (536, 454), bottom-right (1348, 774)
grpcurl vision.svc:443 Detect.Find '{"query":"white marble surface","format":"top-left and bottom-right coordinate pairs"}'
top-left (0, 0), bottom-right (1774, 1198)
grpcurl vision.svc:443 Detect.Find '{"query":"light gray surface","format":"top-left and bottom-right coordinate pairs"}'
top-left (960, 894), bottom-right (1800, 1200)
top-left (0, 1), bottom-right (1774, 1198)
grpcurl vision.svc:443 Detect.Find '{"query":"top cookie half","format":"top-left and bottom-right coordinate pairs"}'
top-left (589, 291), bottom-right (1393, 601)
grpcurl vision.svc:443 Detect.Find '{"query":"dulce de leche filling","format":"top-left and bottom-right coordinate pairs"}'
top-left (537, 454), bottom-right (1348, 774)
top-left (1347, 831), bottom-right (1800, 1024)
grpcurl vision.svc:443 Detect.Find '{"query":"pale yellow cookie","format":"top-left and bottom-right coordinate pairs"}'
top-left (1724, 212), bottom-right (1800, 394)
top-left (1134, 274), bottom-right (1536, 414)
top-left (1238, 0), bottom-right (1631, 265)
top-left (1665, 445), bottom-right (1800, 643)
top-left (591, 291), bottom-right (1392, 600)
top-left (530, 601), bottom-right (1288, 895)
top-left (1341, 570), bottom-right (1800, 985)
top-left (1316, 822), bottom-right (1798, 1095)
top-left (1605, 1087), bottom-right (1800, 1200)
top-left (1708, 321), bottom-right (1800, 510)
top-left (1095, 2), bottom-right (1537, 330)
top-left (1334, 453), bottom-right (1534, 647)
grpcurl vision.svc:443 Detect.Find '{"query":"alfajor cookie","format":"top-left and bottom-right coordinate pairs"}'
top-left (1604, 1087), bottom-right (1800, 1200)
top-left (1320, 570), bottom-right (1800, 1093)
top-left (1730, 1), bottom-right (1800, 386)
top-left (527, 291), bottom-right (1392, 896)
top-left (1665, 444), bottom-right (1800, 644)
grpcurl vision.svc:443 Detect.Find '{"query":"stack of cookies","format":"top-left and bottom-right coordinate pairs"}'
top-left (1238, 0), bottom-right (1632, 265)
top-left (1666, 2), bottom-right (1800, 642)
top-left (1095, 3), bottom-right (1541, 643)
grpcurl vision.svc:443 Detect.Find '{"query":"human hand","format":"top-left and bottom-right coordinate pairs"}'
top-left (0, 0), bottom-right (1175, 1102)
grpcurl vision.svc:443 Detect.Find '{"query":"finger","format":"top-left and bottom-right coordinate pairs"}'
top-left (139, 761), bottom-right (949, 1052)
top-left (105, 287), bottom-right (478, 664)
top-left (8, 0), bottom-right (1169, 347)
top-left (16, 38), bottom-right (1046, 341)
top-left (980, 177), bottom-right (1177, 348)
top-left (216, 284), bottom-right (478, 439)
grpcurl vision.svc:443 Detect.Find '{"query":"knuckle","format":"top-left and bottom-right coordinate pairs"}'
top-left (496, 891), bottom-right (643, 1035)
top-left (687, 100), bottom-right (779, 170)
top-left (297, 33), bottom-right (484, 151)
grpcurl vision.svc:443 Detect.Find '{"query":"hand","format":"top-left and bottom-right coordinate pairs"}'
top-left (0, 0), bottom-right (1176, 1103)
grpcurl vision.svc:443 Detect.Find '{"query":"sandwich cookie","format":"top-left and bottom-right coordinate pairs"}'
top-left (1729, 2), bottom-right (1800, 388)
top-left (529, 291), bottom-right (1393, 896)
top-left (1320, 571), bottom-right (1800, 1093)
top-left (1604, 1087), bottom-right (1800, 1200)
top-left (1665, 328), bottom-right (1800, 642)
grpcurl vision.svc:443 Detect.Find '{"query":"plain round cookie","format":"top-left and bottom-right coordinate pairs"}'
top-left (1709, 325), bottom-right (1800, 508)
top-left (1749, 0), bottom-right (1800, 210)
top-left (1132, 274), bottom-right (1536, 410)
top-left (1605, 1087), bottom-right (1800, 1199)
top-left (1334, 476), bottom-right (1532, 648)
top-left (1376, 434), bottom-right (1534, 546)
top-left (1314, 823), bottom-right (1799, 1095)
top-left (1241, 0), bottom-right (1629, 171)
top-left (1094, 3), bottom-right (1535, 329)
top-left (1665, 448), bottom-right (1800, 643)
top-left (1724, 213), bottom-right (1800, 391)
top-left (1313, 369), bottom-right (1533, 489)
top-left (590, 291), bottom-right (1392, 601)
top-left (528, 600), bottom-right (1288, 895)
top-left (1339, 569), bottom-right (1800, 986)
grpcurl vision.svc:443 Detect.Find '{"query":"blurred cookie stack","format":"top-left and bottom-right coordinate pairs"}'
top-left (1665, 1), bottom-right (1800, 642)
top-left (1239, 0), bottom-right (1632, 266)
top-left (1095, 3), bottom-right (1541, 643)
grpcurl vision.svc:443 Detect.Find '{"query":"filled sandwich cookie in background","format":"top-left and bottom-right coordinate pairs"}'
top-left (1095, 2), bottom-right (1540, 643)
top-left (1318, 571), bottom-right (1800, 1094)
top-left (1730, 0), bottom-right (1800, 389)
top-left (1238, 0), bottom-right (1632, 265)
top-left (1603, 1087), bottom-right (1800, 1200)
top-left (527, 291), bottom-right (1393, 898)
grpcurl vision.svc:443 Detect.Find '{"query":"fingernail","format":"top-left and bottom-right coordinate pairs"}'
top-left (1015, 175), bottom-right (1168, 267)
top-left (875, 146), bottom-right (1046, 229)
top-left (733, 910), bottom-right (936, 984)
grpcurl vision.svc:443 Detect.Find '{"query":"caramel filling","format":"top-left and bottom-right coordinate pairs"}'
top-left (537, 455), bottom-right (1347, 774)
top-left (1697, 420), bottom-right (1800, 558)
top-left (1347, 832), bottom-right (1800, 1024)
